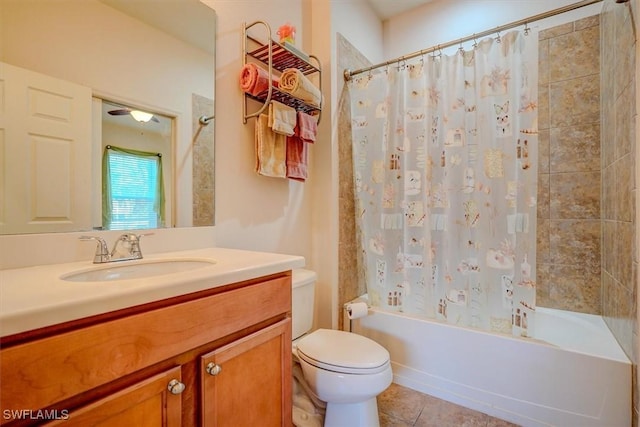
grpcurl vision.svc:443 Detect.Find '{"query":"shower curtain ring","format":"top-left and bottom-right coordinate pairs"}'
top-left (431, 45), bottom-right (441, 59)
top-left (495, 30), bottom-right (502, 43)
top-left (524, 23), bottom-right (531, 35)
top-left (472, 34), bottom-right (478, 49)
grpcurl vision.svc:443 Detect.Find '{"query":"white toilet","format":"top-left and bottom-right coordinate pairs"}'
top-left (292, 269), bottom-right (393, 427)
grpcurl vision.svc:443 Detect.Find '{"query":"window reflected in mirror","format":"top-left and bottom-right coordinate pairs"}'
top-left (99, 100), bottom-right (173, 231)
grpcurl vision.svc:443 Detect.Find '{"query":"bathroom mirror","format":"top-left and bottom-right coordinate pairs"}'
top-left (0, 0), bottom-right (216, 234)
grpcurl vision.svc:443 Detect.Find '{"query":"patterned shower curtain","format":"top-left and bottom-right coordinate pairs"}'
top-left (349, 30), bottom-right (538, 337)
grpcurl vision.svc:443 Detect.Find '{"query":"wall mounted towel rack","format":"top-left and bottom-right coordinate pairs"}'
top-left (241, 21), bottom-right (322, 124)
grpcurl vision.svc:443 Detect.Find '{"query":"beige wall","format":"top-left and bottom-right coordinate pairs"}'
top-left (206, 0), bottom-right (328, 324)
top-left (204, 0), bottom-right (314, 257)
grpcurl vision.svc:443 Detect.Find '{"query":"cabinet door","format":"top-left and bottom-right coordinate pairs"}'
top-left (200, 319), bottom-right (292, 427)
top-left (45, 367), bottom-right (183, 427)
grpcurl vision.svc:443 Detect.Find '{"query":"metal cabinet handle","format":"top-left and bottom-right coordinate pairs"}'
top-left (167, 379), bottom-right (186, 394)
top-left (206, 362), bottom-right (222, 376)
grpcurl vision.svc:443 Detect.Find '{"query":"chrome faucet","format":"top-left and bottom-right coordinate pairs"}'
top-left (80, 233), bottom-right (153, 263)
top-left (79, 236), bottom-right (110, 263)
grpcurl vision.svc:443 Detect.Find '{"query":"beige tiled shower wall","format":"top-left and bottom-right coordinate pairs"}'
top-left (536, 14), bottom-right (603, 314)
top-left (601, 0), bottom-right (638, 424)
top-left (337, 33), bottom-right (371, 330)
top-left (535, 3), bottom-right (638, 422)
top-left (192, 94), bottom-right (215, 226)
top-left (602, 1), bottom-right (636, 350)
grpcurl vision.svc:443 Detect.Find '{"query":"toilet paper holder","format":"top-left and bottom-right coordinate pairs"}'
top-left (342, 300), bottom-right (369, 332)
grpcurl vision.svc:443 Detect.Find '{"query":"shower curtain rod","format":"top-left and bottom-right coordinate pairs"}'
top-left (343, 0), bottom-right (602, 81)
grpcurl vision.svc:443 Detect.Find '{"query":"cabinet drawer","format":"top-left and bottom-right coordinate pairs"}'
top-left (1, 275), bottom-right (291, 415)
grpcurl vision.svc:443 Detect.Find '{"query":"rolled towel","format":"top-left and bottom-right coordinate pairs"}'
top-left (279, 68), bottom-right (322, 107)
top-left (240, 63), bottom-right (279, 96)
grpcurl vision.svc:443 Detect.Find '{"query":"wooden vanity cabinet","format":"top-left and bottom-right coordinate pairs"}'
top-left (0, 273), bottom-right (293, 427)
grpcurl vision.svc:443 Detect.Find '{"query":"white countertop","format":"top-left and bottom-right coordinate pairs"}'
top-left (0, 247), bottom-right (305, 337)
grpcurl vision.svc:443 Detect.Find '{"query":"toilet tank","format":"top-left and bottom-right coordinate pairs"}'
top-left (292, 269), bottom-right (316, 340)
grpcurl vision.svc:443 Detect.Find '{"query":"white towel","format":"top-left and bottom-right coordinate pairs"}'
top-left (292, 363), bottom-right (325, 427)
top-left (255, 114), bottom-right (286, 178)
top-left (279, 68), bottom-right (322, 107)
top-left (269, 101), bottom-right (297, 136)
top-left (292, 407), bottom-right (323, 427)
top-left (292, 364), bottom-right (326, 410)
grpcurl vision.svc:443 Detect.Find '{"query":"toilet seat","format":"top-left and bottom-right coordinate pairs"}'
top-left (296, 329), bottom-right (390, 375)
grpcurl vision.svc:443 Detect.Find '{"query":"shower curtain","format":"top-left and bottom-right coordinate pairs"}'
top-left (349, 30), bottom-right (538, 337)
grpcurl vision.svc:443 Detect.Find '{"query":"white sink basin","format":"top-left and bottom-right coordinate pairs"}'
top-left (60, 259), bottom-right (216, 282)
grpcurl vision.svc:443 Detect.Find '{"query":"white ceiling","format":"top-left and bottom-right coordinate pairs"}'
top-left (366, 0), bottom-right (434, 20)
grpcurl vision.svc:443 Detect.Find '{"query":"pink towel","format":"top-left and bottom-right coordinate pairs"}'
top-left (296, 112), bottom-right (317, 143)
top-left (286, 135), bottom-right (308, 181)
top-left (240, 63), bottom-right (279, 96)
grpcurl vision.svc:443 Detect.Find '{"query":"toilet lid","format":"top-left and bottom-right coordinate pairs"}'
top-left (296, 329), bottom-right (390, 374)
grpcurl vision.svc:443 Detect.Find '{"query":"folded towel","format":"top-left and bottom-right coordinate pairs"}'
top-left (279, 68), bottom-right (322, 107)
top-left (286, 135), bottom-right (308, 181)
top-left (296, 111), bottom-right (317, 143)
top-left (255, 114), bottom-right (286, 178)
top-left (240, 63), bottom-right (279, 96)
top-left (269, 101), bottom-right (297, 136)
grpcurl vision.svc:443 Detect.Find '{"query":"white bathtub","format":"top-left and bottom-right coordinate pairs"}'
top-left (350, 304), bottom-right (631, 427)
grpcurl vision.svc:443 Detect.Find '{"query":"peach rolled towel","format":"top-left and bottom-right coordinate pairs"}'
top-left (279, 68), bottom-right (322, 107)
top-left (240, 63), bottom-right (279, 96)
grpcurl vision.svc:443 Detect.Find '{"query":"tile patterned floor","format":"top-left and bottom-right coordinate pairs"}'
top-left (377, 383), bottom-right (520, 427)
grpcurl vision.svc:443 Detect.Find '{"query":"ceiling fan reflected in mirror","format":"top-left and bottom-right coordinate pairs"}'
top-left (107, 108), bottom-right (159, 123)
